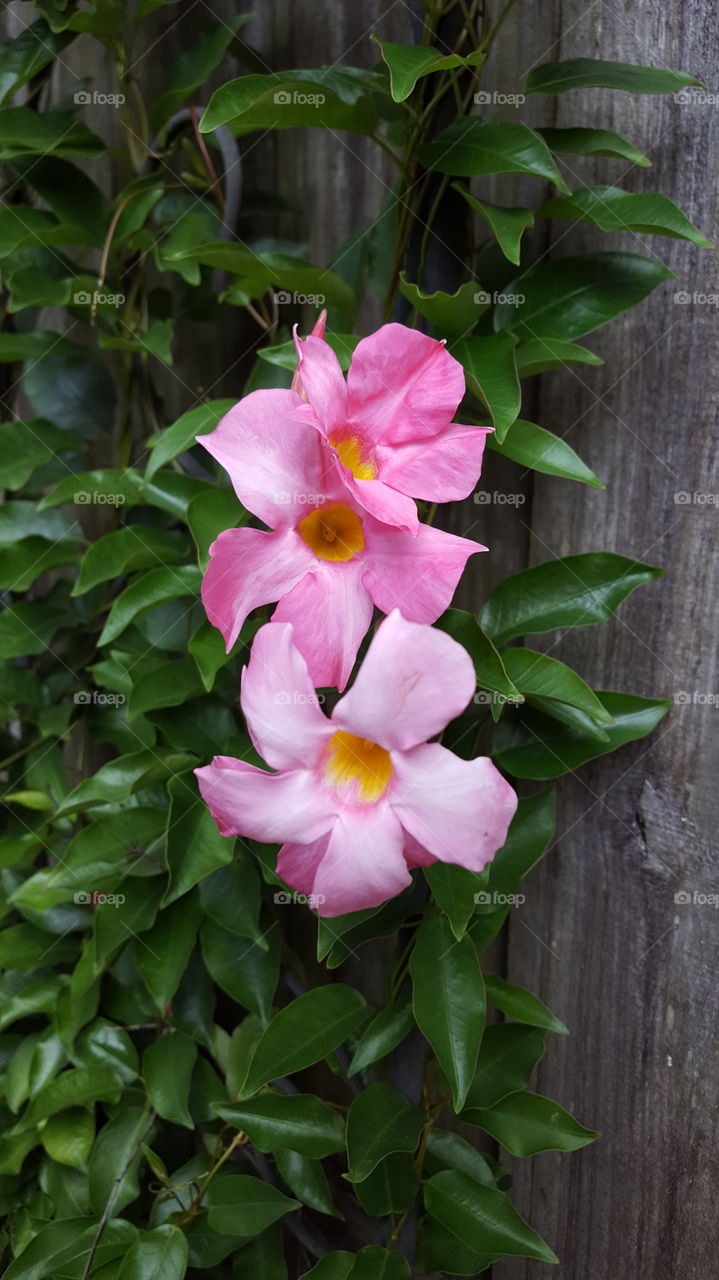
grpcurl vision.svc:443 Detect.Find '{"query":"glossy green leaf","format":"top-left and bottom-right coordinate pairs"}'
top-left (398, 276), bottom-right (483, 334)
top-left (0, 106), bottom-right (104, 157)
top-left (538, 126), bottom-right (651, 166)
top-left (454, 332), bottom-right (520, 441)
top-left (348, 998), bottom-right (414, 1075)
top-left (475, 1090), bottom-right (598, 1155)
top-left (424, 1169), bottom-right (558, 1262)
top-left (87, 1109), bottom-right (153, 1217)
top-left (463, 1024), bottom-right (547, 1112)
top-left (258, 332), bottom-right (359, 372)
top-left (353, 1151), bottom-right (417, 1216)
top-left (418, 1216), bottom-right (498, 1276)
top-left (0, 21), bottom-right (72, 105)
top-left (143, 1031), bottom-right (197, 1128)
top-left (501, 647), bottom-right (613, 724)
top-left (493, 252), bottom-right (676, 340)
top-left (41, 1107), bottom-right (94, 1170)
top-left (345, 1082), bottom-right (424, 1182)
top-left (275, 1148), bottom-right (341, 1217)
top-left (373, 36), bottom-right (485, 101)
top-left (515, 337), bottom-right (603, 376)
top-left (198, 852), bottom-right (262, 940)
top-left (206, 1173), bottom-right (299, 1236)
top-left (164, 773), bottom-right (236, 903)
top-left (2, 1218), bottom-right (138, 1280)
top-left (539, 185), bottom-right (712, 246)
top-left (424, 1128), bottom-right (498, 1186)
top-left (419, 118), bottom-right (569, 190)
top-left (98, 565), bottom-right (200, 645)
top-left (23, 1067), bottom-right (121, 1125)
top-left (200, 917), bottom-right (279, 1022)
top-left (488, 417), bottom-right (602, 486)
top-left (410, 917), bottom-right (485, 1112)
top-left (117, 1225), bottom-right (188, 1280)
top-left (425, 863), bottom-right (483, 940)
top-left (216, 1092), bottom-right (345, 1157)
top-left (74, 527), bottom-right (189, 595)
top-left (0, 418), bottom-right (81, 490)
top-left (481, 551), bottom-right (664, 644)
top-left (453, 186), bottom-right (534, 264)
top-left (186, 487), bottom-right (247, 565)
top-left (152, 15), bottom-right (252, 127)
top-left (201, 73), bottom-right (378, 137)
top-left (24, 350), bottom-right (116, 434)
top-left (349, 1247), bottom-right (411, 1279)
top-left (175, 241), bottom-right (357, 313)
top-left (39, 469), bottom-right (145, 510)
top-left (299, 1255), bottom-right (355, 1280)
top-left (436, 609), bottom-right (522, 702)
top-left (526, 57), bottom-right (702, 95)
top-left (244, 985), bottom-right (368, 1093)
top-left (145, 399), bottom-right (235, 480)
top-left (484, 973), bottom-right (568, 1034)
top-left (0, 594), bottom-right (69, 659)
top-left (128, 658), bottom-right (205, 718)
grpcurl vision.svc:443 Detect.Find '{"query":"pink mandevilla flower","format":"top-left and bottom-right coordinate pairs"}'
top-left (292, 321), bottom-right (491, 532)
top-left (197, 395), bottom-right (483, 691)
top-left (195, 611), bottom-right (518, 918)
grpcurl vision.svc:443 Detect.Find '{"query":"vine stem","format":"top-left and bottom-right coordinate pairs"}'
top-left (80, 1110), bottom-right (156, 1280)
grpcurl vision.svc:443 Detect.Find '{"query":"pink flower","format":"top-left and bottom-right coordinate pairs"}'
top-left (197, 393), bottom-right (482, 690)
top-left (195, 611), bottom-right (518, 917)
top-left (291, 309), bottom-right (327, 398)
top-left (292, 322), bottom-right (491, 532)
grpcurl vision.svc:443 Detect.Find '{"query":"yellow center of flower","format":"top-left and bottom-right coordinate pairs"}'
top-left (330, 433), bottom-right (377, 481)
top-left (322, 730), bottom-right (393, 804)
top-left (297, 503), bottom-right (365, 562)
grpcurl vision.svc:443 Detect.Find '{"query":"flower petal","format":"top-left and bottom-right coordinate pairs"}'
top-left (376, 423), bottom-right (491, 502)
top-left (272, 565), bottom-right (374, 691)
top-left (362, 520), bottom-right (483, 623)
top-left (197, 389), bottom-right (331, 527)
top-left (202, 527), bottom-right (312, 651)
top-left (347, 324), bottom-right (465, 446)
top-left (391, 743), bottom-right (518, 870)
top-left (293, 335), bottom-right (348, 437)
top-left (195, 758), bottom-right (334, 844)
top-left (341, 470), bottom-right (419, 534)
top-left (278, 804), bottom-right (411, 917)
top-left (333, 610), bottom-right (476, 750)
top-left (241, 622), bottom-right (333, 771)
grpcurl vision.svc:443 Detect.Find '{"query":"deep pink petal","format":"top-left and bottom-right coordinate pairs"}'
top-left (341, 470), bottom-right (420, 534)
top-left (279, 804), bottom-right (411, 917)
top-left (391, 743), bottom-right (518, 870)
top-left (202, 527), bottom-right (312, 651)
top-left (376, 423), bottom-right (491, 502)
top-left (240, 622), bottom-right (332, 771)
top-left (197, 389), bottom-right (331, 527)
top-left (362, 520), bottom-right (483, 623)
top-left (333, 610), bottom-right (476, 751)
top-left (293, 335), bottom-right (348, 438)
top-left (347, 324), bottom-right (465, 446)
top-left (291, 311), bottom-right (328, 396)
top-left (195, 758), bottom-right (334, 844)
top-left (272, 565), bottom-right (374, 692)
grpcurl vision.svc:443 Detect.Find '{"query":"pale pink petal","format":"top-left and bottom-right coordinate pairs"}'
top-left (346, 324), bottom-right (465, 446)
top-left (376, 423), bottom-right (491, 502)
top-left (195, 758), bottom-right (334, 844)
top-left (332, 610), bottom-right (476, 750)
top-left (341, 470), bottom-right (419, 535)
top-left (293, 335), bottom-right (348, 438)
top-left (279, 805), bottom-right (411, 917)
top-left (202, 527), bottom-right (312, 652)
top-left (240, 622), bottom-right (332, 771)
top-left (362, 521), bottom-right (483, 623)
top-left (391, 743), bottom-right (518, 870)
top-left (272, 565), bottom-right (374, 692)
top-left (197, 389), bottom-right (330, 528)
top-left (403, 830), bottom-right (436, 868)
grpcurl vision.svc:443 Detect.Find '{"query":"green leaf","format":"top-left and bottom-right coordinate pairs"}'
top-left (0, 21), bottom-right (72, 105)
top-left (494, 689), bottom-right (670, 779)
top-left (526, 57), bottom-right (702, 96)
top-left (398, 275), bottom-right (482, 335)
top-left (73, 1018), bottom-right (139, 1084)
top-left (484, 974), bottom-right (569, 1034)
top-left (152, 14), bottom-right (252, 128)
top-left (258, 332), bottom-right (360, 372)
top-left (493, 252), bottom-right (675, 340)
top-left (515, 337), bottom-right (603, 376)
top-left (2, 1219), bottom-right (138, 1280)
top-left (39, 469), bottom-right (145, 510)
top-left (538, 126), bottom-right (651, 166)
top-left (453, 332), bottom-right (520, 441)
top-left (353, 1152), bottom-right (417, 1216)
top-left (200, 917), bottom-right (279, 1022)
top-left (23, 1067), bottom-right (122, 1125)
top-left (488, 417), bottom-right (602, 487)
top-left (0, 594), bottom-right (69, 659)
top-left (348, 998), bottom-right (414, 1075)
top-left (481, 551), bottom-right (664, 645)
top-left (74, 527), bottom-right (189, 595)
top-left (463, 1024), bottom-right (547, 1112)
top-left (117, 1225), bottom-right (188, 1280)
top-left (201, 73), bottom-right (378, 138)
top-left (410, 917), bottom-right (485, 1112)
top-left (538, 186), bottom-right (712, 247)
top-left (424, 1129), bottom-right (497, 1186)
top-left (475, 1090), bottom-right (598, 1155)
top-left (436, 609), bottom-right (522, 702)
top-left (424, 1169), bottom-right (558, 1262)
top-left (0, 418), bottom-right (81, 490)
top-left (216, 1092), bottom-right (345, 1157)
top-left (133, 894), bottom-right (200, 1011)
top-left (275, 1149), bottom-right (340, 1218)
top-left (418, 1217), bottom-right (498, 1276)
top-left (0, 537), bottom-right (80, 591)
top-left (143, 1031), bottom-right (197, 1128)
top-left (56, 753), bottom-right (190, 817)
top-left (198, 853), bottom-right (262, 940)
top-left (0, 106), bottom-right (104, 158)
top-left (345, 1083), bottom-right (424, 1182)
top-left (419, 118), bottom-right (569, 190)
top-left (164, 773), bottom-right (235, 904)
top-left (373, 36), bottom-right (485, 102)
top-left (453, 187), bottom-right (534, 265)
top-left (128, 658), bottom-right (204, 718)
top-left (299, 1255), bottom-right (355, 1280)
top-left (206, 1174), bottom-right (299, 1236)
top-left (244, 985), bottom-right (368, 1093)
top-left (24, 350), bottom-right (116, 434)
top-left (99, 565), bottom-right (200, 645)
top-left (425, 863), bottom-right (482, 940)
top-left (349, 1247), bottom-right (411, 1279)
top-left (41, 1107), bottom-right (94, 1170)
top-left (178, 241), bottom-right (357, 314)
top-left (501, 647), bottom-right (613, 724)
top-left (186, 487), bottom-right (247, 566)
top-left (145, 399), bottom-right (235, 480)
